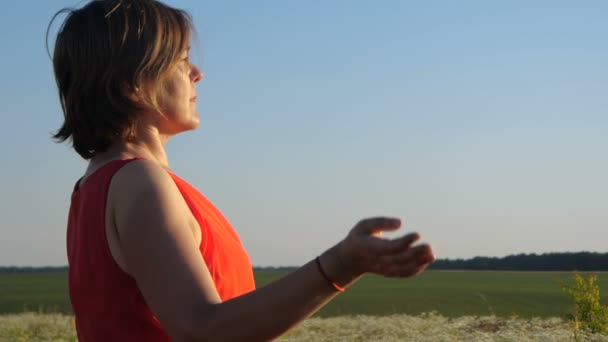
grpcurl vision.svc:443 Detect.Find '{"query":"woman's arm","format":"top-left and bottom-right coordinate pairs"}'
top-left (198, 232), bottom-right (431, 342)
top-left (110, 160), bottom-right (434, 341)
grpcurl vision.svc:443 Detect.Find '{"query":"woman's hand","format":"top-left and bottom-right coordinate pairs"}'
top-left (335, 217), bottom-right (435, 280)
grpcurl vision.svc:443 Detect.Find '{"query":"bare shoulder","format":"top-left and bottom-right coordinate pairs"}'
top-left (110, 159), bottom-right (175, 195)
top-left (107, 159), bottom-right (193, 238)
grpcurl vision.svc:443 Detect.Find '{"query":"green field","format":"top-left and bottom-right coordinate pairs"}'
top-left (1, 270), bottom-right (607, 318)
top-left (0, 273), bottom-right (70, 314)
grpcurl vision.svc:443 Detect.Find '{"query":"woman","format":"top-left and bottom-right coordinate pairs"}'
top-left (50, 0), bottom-right (435, 340)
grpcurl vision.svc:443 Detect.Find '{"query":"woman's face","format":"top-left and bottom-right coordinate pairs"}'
top-left (156, 48), bottom-right (204, 135)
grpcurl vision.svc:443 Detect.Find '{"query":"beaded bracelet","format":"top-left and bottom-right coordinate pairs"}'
top-left (315, 256), bottom-right (345, 292)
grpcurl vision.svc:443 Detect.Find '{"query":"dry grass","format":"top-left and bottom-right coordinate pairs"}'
top-left (280, 313), bottom-right (608, 341)
top-left (2, 312), bottom-right (608, 341)
top-left (0, 313), bottom-right (76, 342)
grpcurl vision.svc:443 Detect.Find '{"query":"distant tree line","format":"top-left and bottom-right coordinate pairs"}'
top-left (0, 266), bottom-right (68, 274)
top-left (428, 252), bottom-right (608, 271)
top-left (2, 252), bottom-right (607, 273)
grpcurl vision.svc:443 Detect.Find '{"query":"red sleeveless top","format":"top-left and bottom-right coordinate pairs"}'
top-left (66, 159), bottom-right (256, 341)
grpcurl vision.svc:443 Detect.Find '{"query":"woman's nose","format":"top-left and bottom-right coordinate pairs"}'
top-left (192, 64), bottom-right (204, 83)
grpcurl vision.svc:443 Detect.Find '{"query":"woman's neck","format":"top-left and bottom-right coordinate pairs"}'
top-left (91, 125), bottom-right (172, 170)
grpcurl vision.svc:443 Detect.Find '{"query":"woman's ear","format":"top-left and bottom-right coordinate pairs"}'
top-left (123, 82), bottom-right (143, 103)
top-left (128, 88), bottom-right (142, 103)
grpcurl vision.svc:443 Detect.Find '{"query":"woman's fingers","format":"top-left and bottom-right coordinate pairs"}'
top-left (353, 217), bottom-right (402, 235)
top-left (344, 216), bottom-right (435, 277)
top-left (392, 232), bottom-right (421, 251)
top-left (372, 244), bottom-right (435, 277)
top-left (363, 232), bottom-right (421, 256)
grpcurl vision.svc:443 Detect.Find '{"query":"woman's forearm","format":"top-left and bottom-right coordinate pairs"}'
top-left (177, 218), bottom-right (435, 342)
top-left (185, 243), bottom-right (360, 341)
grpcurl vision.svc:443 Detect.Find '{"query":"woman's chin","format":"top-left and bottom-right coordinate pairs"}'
top-left (184, 117), bottom-right (201, 131)
top-left (192, 115), bottom-right (201, 128)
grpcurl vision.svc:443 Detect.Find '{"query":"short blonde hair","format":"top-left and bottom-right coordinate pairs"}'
top-left (49, 0), bottom-right (194, 159)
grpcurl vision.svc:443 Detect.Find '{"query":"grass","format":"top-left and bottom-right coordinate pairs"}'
top-left (2, 271), bottom-right (608, 340)
top-left (256, 270), bottom-right (608, 318)
top-left (1, 270), bottom-right (607, 318)
top-left (0, 273), bottom-right (71, 314)
top-left (0, 313), bottom-right (76, 342)
top-left (3, 312), bottom-right (608, 341)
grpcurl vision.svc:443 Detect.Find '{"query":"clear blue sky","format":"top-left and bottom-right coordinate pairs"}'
top-left (0, 0), bottom-right (606, 266)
